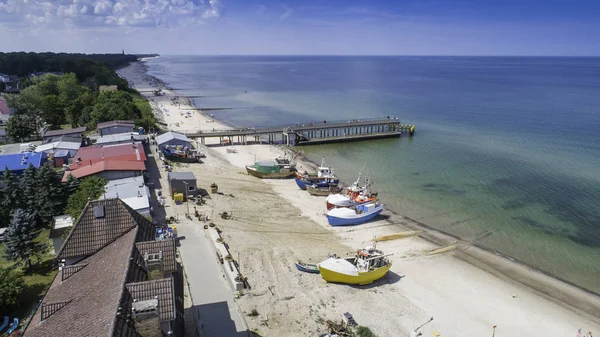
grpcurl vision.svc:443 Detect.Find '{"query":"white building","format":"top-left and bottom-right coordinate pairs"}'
top-left (35, 140), bottom-right (81, 157)
top-left (96, 132), bottom-right (146, 146)
top-left (156, 132), bottom-right (192, 151)
top-left (49, 215), bottom-right (74, 254)
top-left (98, 176), bottom-right (151, 217)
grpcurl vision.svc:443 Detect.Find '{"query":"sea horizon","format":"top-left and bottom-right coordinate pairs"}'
top-left (145, 55), bottom-right (600, 294)
top-left (154, 54), bottom-right (600, 58)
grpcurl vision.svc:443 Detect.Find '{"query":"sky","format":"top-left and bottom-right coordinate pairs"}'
top-left (0, 0), bottom-right (599, 55)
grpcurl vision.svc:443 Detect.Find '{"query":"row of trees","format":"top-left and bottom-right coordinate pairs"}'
top-left (5, 73), bottom-right (156, 140)
top-left (0, 166), bottom-right (74, 228)
top-left (0, 52), bottom-right (137, 91)
top-left (0, 168), bottom-right (106, 314)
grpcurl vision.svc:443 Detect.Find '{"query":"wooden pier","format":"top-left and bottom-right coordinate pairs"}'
top-left (183, 117), bottom-right (415, 146)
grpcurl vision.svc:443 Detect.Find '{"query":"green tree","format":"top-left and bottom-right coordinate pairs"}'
top-left (78, 105), bottom-right (94, 126)
top-left (0, 268), bottom-right (24, 314)
top-left (36, 164), bottom-right (68, 224)
top-left (28, 74), bottom-right (63, 128)
top-left (6, 114), bottom-right (36, 142)
top-left (20, 164), bottom-right (39, 218)
top-left (6, 74), bottom-right (64, 129)
top-left (3, 209), bottom-right (43, 271)
top-left (1, 168), bottom-right (22, 223)
top-left (65, 176), bottom-right (107, 220)
top-left (64, 174), bottom-right (80, 195)
top-left (0, 188), bottom-right (5, 228)
top-left (58, 73), bottom-right (96, 126)
top-left (90, 91), bottom-right (141, 128)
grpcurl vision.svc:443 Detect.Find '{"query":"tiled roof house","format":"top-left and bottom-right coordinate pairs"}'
top-left (24, 199), bottom-right (184, 337)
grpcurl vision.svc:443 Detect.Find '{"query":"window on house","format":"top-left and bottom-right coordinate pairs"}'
top-left (188, 186), bottom-right (196, 191)
top-left (146, 252), bottom-right (162, 262)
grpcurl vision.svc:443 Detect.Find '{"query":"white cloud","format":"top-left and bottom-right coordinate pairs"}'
top-left (94, 1), bottom-right (112, 15)
top-left (0, 0), bottom-right (221, 29)
top-left (280, 5), bottom-right (292, 21)
top-left (202, 0), bottom-right (220, 19)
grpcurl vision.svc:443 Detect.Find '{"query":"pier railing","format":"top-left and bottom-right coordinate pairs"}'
top-left (182, 116), bottom-right (402, 135)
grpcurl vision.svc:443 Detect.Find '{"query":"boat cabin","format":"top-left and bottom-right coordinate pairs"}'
top-left (354, 246), bottom-right (390, 271)
top-left (356, 202), bottom-right (379, 214)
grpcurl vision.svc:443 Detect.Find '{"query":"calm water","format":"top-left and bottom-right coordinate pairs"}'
top-left (147, 56), bottom-right (600, 293)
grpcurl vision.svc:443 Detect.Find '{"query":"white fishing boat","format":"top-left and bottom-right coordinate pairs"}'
top-left (325, 173), bottom-right (378, 210)
top-left (327, 202), bottom-right (383, 226)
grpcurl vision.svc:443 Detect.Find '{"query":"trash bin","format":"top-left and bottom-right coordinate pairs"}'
top-left (211, 183), bottom-right (218, 194)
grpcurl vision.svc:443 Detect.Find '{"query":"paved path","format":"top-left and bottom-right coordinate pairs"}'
top-left (176, 220), bottom-right (249, 337)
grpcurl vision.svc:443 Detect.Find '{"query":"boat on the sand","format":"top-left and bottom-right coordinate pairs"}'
top-left (306, 183), bottom-right (343, 196)
top-left (246, 160), bottom-right (296, 179)
top-left (318, 246), bottom-right (392, 285)
top-left (295, 262), bottom-right (320, 274)
top-left (325, 174), bottom-right (378, 210)
top-left (161, 145), bottom-right (201, 163)
top-left (295, 158), bottom-right (339, 190)
top-left (327, 202), bottom-right (383, 226)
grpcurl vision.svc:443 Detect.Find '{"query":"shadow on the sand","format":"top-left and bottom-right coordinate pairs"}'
top-left (186, 302), bottom-right (263, 337)
top-left (347, 270), bottom-right (404, 289)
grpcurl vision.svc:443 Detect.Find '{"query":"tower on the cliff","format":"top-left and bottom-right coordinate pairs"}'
top-left (122, 49), bottom-right (125, 55)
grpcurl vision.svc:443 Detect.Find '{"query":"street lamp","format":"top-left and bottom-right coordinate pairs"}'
top-left (182, 181), bottom-right (189, 217)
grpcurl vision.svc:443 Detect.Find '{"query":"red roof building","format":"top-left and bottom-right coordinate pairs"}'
top-left (73, 143), bottom-right (147, 165)
top-left (62, 160), bottom-right (146, 182)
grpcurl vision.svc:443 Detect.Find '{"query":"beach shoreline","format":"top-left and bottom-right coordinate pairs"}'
top-left (118, 60), bottom-right (600, 336)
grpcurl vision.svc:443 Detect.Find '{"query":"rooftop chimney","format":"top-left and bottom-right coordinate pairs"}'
top-left (132, 298), bottom-right (162, 337)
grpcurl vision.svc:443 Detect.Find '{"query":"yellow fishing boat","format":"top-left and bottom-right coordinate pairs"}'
top-left (318, 246), bottom-right (392, 285)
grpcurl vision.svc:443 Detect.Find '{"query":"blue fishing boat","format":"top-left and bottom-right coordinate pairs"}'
top-left (295, 261), bottom-right (320, 273)
top-left (295, 176), bottom-right (309, 190)
top-left (327, 202), bottom-right (383, 226)
top-left (295, 157), bottom-right (338, 190)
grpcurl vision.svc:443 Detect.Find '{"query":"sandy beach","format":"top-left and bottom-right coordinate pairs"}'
top-left (118, 61), bottom-right (600, 337)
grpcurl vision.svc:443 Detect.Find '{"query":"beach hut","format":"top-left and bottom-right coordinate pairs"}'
top-left (156, 132), bottom-right (192, 151)
top-left (167, 172), bottom-right (197, 200)
top-left (52, 150), bottom-right (71, 167)
top-left (96, 120), bottom-right (134, 137)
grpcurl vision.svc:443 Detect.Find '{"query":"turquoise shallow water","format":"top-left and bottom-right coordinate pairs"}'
top-left (147, 56), bottom-right (600, 293)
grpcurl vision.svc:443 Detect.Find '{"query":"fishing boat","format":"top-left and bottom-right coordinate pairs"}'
top-left (295, 158), bottom-right (339, 190)
top-left (318, 246), bottom-right (392, 285)
top-left (295, 262), bottom-right (320, 274)
top-left (161, 145), bottom-right (201, 163)
top-left (274, 150), bottom-right (297, 167)
top-left (306, 183), bottom-right (343, 196)
top-left (246, 160), bottom-right (296, 179)
top-left (325, 173), bottom-right (378, 210)
top-left (327, 202), bottom-right (383, 226)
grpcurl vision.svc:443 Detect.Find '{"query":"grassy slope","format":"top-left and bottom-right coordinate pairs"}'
top-left (0, 229), bottom-right (58, 319)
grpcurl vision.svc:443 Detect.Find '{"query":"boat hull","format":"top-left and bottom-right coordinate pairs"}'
top-left (326, 196), bottom-right (377, 210)
top-left (327, 205), bottom-right (383, 226)
top-left (295, 262), bottom-right (320, 274)
top-left (306, 185), bottom-right (343, 196)
top-left (246, 166), bottom-right (295, 179)
top-left (318, 263), bottom-right (391, 285)
top-left (295, 177), bottom-right (308, 190)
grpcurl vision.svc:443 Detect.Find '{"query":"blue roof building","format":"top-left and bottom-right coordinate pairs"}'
top-left (0, 152), bottom-right (46, 173)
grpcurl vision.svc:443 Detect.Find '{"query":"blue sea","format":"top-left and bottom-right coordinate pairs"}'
top-left (146, 56), bottom-right (600, 293)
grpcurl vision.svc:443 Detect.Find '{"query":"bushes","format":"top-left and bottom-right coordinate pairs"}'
top-left (0, 268), bottom-right (24, 314)
top-left (64, 176), bottom-right (107, 220)
top-left (357, 326), bottom-right (377, 337)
